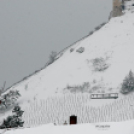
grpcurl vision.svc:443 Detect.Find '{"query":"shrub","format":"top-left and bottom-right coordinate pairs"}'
top-left (0, 90), bottom-right (20, 109)
top-left (66, 82), bottom-right (90, 93)
top-left (70, 48), bottom-right (74, 52)
top-left (0, 105), bottom-right (24, 129)
top-left (89, 31), bottom-right (94, 35)
top-left (100, 22), bottom-right (106, 27)
top-left (76, 47), bottom-right (85, 53)
top-left (92, 57), bottom-right (109, 72)
top-left (93, 79), bottom-right (97, 83)
top-left (121, 70), bottom-right (134, 94)
top-left (94, 23), bottom-right (106, 32)
top-left (47, 51), bottom-right (57, 65)
top-left (95, 26), bottom-right (101, 31)
top-left (91, 85), bottom-right (100, 92)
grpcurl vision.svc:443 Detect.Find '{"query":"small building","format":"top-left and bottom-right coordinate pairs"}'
top-left (70, 115), bottom-right (77, 125)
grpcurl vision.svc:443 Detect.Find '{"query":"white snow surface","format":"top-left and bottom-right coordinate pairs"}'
top-left (1, 120), bottom-right (134, 134)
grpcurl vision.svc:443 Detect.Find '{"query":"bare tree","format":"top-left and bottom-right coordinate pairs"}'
top-left (47, 51), bottom-right (57, 66)
top-left (0, 81), bottom-right (6, 96)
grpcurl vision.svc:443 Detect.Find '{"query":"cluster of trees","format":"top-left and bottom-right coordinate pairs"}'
top-left (0, 105), bottom-right (24, 129)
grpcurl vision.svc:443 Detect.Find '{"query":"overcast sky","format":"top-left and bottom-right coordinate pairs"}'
top-left (0, 0), bottom-right (112, 89)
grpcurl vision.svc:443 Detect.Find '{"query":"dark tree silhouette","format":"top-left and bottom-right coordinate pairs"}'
top-left (0, 105), bottom-right (24, 129)
top-left (121, 70), bottom-right (134, 94)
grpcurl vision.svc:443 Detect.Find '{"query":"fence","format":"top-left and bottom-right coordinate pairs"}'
top-left (22, 93), bottom-right (134, 127)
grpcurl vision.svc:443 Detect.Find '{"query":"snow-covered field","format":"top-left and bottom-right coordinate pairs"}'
top-left (1, 119), bottom-right (134, 134)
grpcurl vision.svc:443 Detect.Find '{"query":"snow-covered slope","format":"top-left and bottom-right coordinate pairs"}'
top-left (1, 4), bottom-right (134, 129)
top-left (1, 120), bottom-right (134, 134)
top-left (5, 9), bottom-right (134, 102)
top-left (6, 11), bottom-right (134, 99)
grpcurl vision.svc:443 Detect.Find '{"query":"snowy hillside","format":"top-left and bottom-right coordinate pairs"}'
top-left (5, 8), bottom-right (134, 101)
top-left (1, 5), bottom-right (134, 128)
top-left (1, 119), bottom-right (134, 134)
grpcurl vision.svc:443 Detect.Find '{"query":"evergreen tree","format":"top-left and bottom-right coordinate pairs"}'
top-left (121, 70), bottom-right (134, 94)
top-left (12, 105), bottom-right (24, 127)
top-left (0, 105), bottom-right (24, 129)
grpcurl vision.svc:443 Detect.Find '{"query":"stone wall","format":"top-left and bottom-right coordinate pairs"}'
top-left (112, 0), bottom-right (123, 17)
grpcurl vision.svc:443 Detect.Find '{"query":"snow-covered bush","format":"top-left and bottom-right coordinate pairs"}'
top-left (121, 70), bottom-right (134, 94)
top-left (66, 82), bottom-right (90, 93)
top-left (89, 31), bottom-right (94, 35)
top-left (0, 90), bottom-right (20, 109)
top-left (47, 51), bottom-right (57, 66)
top-left (95, 25), bottom-right (101, 31)
top-left (100, 22), bottom-right (106, 27)
top-left (92, 57), bottom-right (109, 72)
top-left (0, 105), bottom-right (24, 129)
top-left (66, 81), bottom-right (106, 94)
top-left (76, 47), bottom-right (85, 53)
top-left (70, 48), bottom-right (74, 52)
